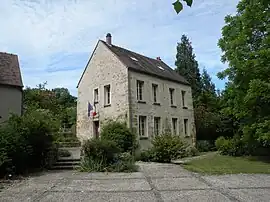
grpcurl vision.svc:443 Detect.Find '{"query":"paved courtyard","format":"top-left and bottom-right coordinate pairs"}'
top-left (1, 162), bottom-right (270, 202)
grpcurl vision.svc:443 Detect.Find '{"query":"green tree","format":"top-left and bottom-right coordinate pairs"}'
top-left (218, 0), bottom-right (270, 147)
top-left (175, 34), bottom-right (202, 100)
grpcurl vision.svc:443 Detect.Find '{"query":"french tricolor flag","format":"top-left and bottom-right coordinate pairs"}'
top-left (87, 102), bottom-right (93, 117)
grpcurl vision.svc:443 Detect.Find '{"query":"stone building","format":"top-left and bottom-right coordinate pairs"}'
top-left (0, 52), bottom-right (23, 123)
top-left (77, 34), bottom-right (196, 149)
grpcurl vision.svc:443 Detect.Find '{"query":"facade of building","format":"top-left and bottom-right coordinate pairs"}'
top-left (77, 34), bottom-right (196, 149)
top-left (0, 52), bottom-right (23, 123)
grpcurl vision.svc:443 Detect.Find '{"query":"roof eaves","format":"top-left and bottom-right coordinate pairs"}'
top-left (128, 67), bottom-right (190, 86)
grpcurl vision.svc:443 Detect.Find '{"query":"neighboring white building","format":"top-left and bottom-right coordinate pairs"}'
top-left (77, 34), bottom-right (196, 149)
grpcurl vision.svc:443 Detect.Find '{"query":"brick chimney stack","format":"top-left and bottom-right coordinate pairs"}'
top-left (106, 33), bottom-right (112, 46)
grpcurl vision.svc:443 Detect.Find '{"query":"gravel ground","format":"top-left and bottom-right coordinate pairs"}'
top-left (0, 162), bottom-right (270, 202)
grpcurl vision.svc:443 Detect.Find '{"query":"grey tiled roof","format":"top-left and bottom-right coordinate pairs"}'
top-left (0, 52), bottom-right (23, 87)
top-left (101, 41), bottom-right (189, 85)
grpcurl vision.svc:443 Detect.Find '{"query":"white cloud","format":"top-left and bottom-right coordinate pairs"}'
top-left (0, 0), bottom-right (239, 95)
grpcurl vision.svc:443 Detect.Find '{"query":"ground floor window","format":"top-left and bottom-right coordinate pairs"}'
top-left (172, 118), bottom-right (178, 135)
top-left (139, 116), bottom-right (147, 137)
top-left (154, 117), bottom-right (161, 136)
top-left (184, 119), bottom-right (189, 136)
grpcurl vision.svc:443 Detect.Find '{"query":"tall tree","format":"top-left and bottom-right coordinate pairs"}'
top-left (175, 34), bottom-right (202, 100)
top-left (218, 0), bottom-right (270, 146)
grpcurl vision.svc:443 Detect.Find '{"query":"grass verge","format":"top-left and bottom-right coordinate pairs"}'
top-left (183, 152), bottom-right (270, 175)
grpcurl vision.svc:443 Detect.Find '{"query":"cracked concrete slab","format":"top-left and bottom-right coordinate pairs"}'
top-left (1, 163), bottom-right (270, 202)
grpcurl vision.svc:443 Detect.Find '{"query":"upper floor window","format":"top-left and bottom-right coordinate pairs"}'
top-left (169, 88), bottom-right (175, 106)
top-left (137, 80), bottom-right (144, 101)
top-left (152, 84), bottom-right (158, 103)
top-left (172, 118), bottom-right (178, 135)
top-left (104, 85), bottom-right (111, 106)
top-left (181, 90), bottom-right (186, 108)
top-left (94, 88), bottom-right (99, 103)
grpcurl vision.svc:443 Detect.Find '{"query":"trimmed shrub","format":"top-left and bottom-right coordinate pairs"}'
top-left (150, 134), bottom-right (189, 163)
top-left (136, 149), bottom-right (155, 162)
top-left (108, 152), bottom-right (138, 172)
top-left (100, 121), bottom-right (137, 152)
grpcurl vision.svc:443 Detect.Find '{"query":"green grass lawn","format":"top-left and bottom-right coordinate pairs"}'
top-left (183, 152), bottom-right (270, 175)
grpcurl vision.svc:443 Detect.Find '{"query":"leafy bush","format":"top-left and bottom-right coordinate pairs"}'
top-left (215, 136), bottom-right (248, 156)
top-left (108, 152), bottom-right (138, 172)
top-left (0, 109), bottom-right (60, 176)
top-left (100, 121), bottom-right (137, 152)
top-left (197, 140), bottom-right (216, 152)
top-left (82, 139), bottom-right (120, 165)
top-left (135, 149), bottom-right (155, 162)
top-left (80, 139), bottom-right (137, 172)
top-left (150, 134), bottom-right (188, 163)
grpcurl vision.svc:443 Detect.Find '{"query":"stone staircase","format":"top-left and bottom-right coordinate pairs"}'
top-left (50, 147), bottom-right (81, 170)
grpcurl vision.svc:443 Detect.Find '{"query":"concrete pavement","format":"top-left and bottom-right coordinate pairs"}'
top-left (1, 162), bottom-right (270, 202)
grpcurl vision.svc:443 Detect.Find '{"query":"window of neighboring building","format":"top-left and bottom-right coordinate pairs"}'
top-left (184, 119), bottom-right (189, 136)
top-left (139, 116), bottom-right (147, 137)
top-left (181, 90), bottom-right (186, 108)
top-left (169, 88), bottom-right (175, 106)
top-left (154, 117), bottom-right (161, 136)
top-left (94, 88), bottom-right (99, 103)
top-left (172, 118), bottom-right (178, 135)
top-left (152, 84), bottom-right (158, 103)
top-left (137, 80), bottom-right (144, 101)
top-left (104, 85), bottom-right (111, 105)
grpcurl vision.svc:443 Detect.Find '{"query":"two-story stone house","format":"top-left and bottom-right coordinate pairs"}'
top-left (77, 34), bottom-right (196, 149)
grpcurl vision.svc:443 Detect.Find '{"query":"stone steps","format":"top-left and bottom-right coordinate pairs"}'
top-left (50, 159), bottom-right (80, 170)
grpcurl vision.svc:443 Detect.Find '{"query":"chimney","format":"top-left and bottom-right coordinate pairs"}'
top-left (106, 33), bottom-right (112, 46)
top-left (156, 57), bottom-right (161, 61)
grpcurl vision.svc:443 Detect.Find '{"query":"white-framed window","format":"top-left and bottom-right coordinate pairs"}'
top-left (184, 119), bottom-right (189, 136)
top-left (152, 84), bottom-right (158, 103)
top-left (181, 90), bottom-right (186, 108)
top-left (154, 117), bottom-right (161, 136)
top-left (139, 116), bottom-right (147, 137)
top-left (172, 118), bottom-right (178, 135)
top-left (137, 80), bottom-right (144, 101)
top-left (104, 85), bottom-right (111, 105)
top-left (94, 88), bottom-right (99, 103)
top-left (169, 88), bottom-right (175, 105)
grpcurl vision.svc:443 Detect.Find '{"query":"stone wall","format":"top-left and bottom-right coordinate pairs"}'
top-left (76, 41), bottom-right (129, 141)
top-left (128, 70), bottom-right (195, 150)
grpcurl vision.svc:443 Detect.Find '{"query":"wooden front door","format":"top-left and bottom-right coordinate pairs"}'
top-left (93, 121), bottom-right (99, 139)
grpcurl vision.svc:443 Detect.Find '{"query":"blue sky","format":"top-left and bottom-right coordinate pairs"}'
top-left (0, 0), bottom-right (239, 96)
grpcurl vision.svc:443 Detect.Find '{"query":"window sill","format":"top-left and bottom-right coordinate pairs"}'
top-left (153, 102), bottom-right (160, 106)
top-left (104, 104), bottom-right (111, 108)
top-left (171, 105), bottom-right (177, 108)
top-left (184, 135), bottom-right (190, 138)
top-left (139, 136), bottom-right (149, 140)
top-left (137, 100), bottom-right (146, 104)
top-left (182, 106), bottom-right (188, 109)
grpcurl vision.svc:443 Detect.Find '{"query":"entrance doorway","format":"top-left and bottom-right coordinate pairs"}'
top-left (93, 121), bottom-right (100, 139)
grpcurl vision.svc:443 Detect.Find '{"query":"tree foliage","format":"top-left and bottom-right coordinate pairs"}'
top-left (23, 82), bottom-right (77, 129)
top-left (173, 0), bottom-right (193, 14)
top-left (175, 35), bottom-right (202, 99)
top-left (218, 0), bottom-right (270, 148)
